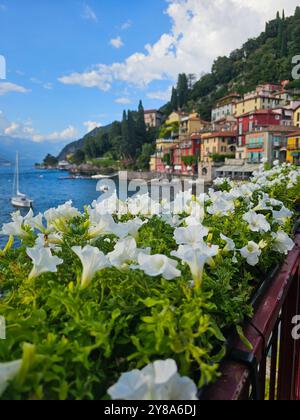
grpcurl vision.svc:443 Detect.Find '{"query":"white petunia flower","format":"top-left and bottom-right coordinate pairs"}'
top-left (108, 359), bottom-right (198, 401)
top-left (108, 237), bottom-right (145, 268)
top-left (272, 206), bottom-right (293, 225)
top-left (174, 225), bottom-right (209, 248)
top-left (272, 231), bottom-right (294, 255)
top-left (45, 201), bottom-right (81, 231)
top-left (0, 211), bottom-right (33, 238)
top-left (0, 360), bottom-right (22, 397)
top-left (207, 196), bottom-right (235, 217)
top-left (243, 211), bottom-right (271, 233)
top-left (72, 245), bottom-right (110, 288)
top-left (113, 218), bottom-right (146, 239)
top-left (26, 246), bottom-right (63, 280)
top-left (220, 234), bottom-right (236, 252)
top-left (171, 243), bottom-right (219, 289)
top-left (137, 253), bottom-right (181, 280)
top-left (127, 194), bottom-right (160, 216)
top-left (240, 241), bottom-right (262, 266)
top-left (88, 212), bottom-right (117, 239)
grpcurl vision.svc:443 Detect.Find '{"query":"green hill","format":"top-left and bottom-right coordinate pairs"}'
top-left (161, 7), bottom-right (300, 120)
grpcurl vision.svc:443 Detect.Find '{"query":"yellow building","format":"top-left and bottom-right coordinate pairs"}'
top-left (201, 131), bottom-right (237, 163)
top-left (294, 106), bottom-right (300, 128)
top-left (234, 94), bottom-right (283, 118)
top-left (179, 114), bottom-right (208, 140)
top-left (166, 111), bottom-right (187, 124)
top-left (286, 131), bottom-right (300, 165)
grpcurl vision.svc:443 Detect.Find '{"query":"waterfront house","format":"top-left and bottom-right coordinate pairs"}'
top-left (201, 131), bottom-right (237, 163)
top-left (246, 125), bottom-right (297, 164)
top-left (294, 105), bottom-right (300, 128)
top-left (286, 131), bottom-right (300, 165)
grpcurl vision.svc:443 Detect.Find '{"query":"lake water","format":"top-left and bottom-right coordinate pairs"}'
top-left (0, 163), bottom-right (101, 246)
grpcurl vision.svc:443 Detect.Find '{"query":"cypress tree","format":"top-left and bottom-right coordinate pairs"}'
top-left (135, 100), bottom-right (147, 153)
top-left (127, 110), bottom-right (136, 159)
top-left (121, 110), bottom-right (129, 158)
top-left (170, 87), bottom-right (178, 111)
top-left (177, 74), bottom-right (189, 109)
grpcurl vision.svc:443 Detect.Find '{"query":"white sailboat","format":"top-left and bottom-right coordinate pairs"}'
top-left (11, 153), bottom-right (33, 208)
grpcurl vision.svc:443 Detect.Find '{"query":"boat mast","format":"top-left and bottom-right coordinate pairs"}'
top-left (16, 152), bottom-right (20, 195)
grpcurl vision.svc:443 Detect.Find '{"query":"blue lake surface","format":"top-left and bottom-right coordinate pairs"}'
top-left (0, 163), bottom-right (101, 246)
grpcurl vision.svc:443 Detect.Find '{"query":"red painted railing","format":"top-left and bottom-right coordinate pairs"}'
top-left (203, 232), bottom-right (300, 400)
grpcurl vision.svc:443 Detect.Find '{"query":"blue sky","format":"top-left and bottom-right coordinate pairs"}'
top-left (0, 0), bottom-right (299, 154)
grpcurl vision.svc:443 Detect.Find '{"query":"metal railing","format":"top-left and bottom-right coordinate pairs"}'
top-left (203, 231), bottom-right (300, 400)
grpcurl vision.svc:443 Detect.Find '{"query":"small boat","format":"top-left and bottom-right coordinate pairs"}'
top-left (11, 153), bottom-right (33, 209)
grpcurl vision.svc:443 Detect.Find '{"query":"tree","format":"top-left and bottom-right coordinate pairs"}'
top-left (295, 6), bottom-right (300, 18)
top-left (43, 154), bottom-right (58, 167)
top-left (170, 87), bottom-right (178, 111)
top-left (72, 149), bottom-right (85, 165)
top-left (177, 74), bottom-right (189, 109)
top-left (136, 143), bottom-right (155, 170)
top-left (135, 100), bottom-right (147, 154)
top-left (121, 110), bottom-right (129, 159)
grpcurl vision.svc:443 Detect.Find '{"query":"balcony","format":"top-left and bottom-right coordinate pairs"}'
top-left (246, 143), bottom-right (264, 149)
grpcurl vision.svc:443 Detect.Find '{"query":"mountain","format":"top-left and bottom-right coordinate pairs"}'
top-left (57, 125), bottom-right (111, 160)
top-left (0, 135), bottom-right (70, 164)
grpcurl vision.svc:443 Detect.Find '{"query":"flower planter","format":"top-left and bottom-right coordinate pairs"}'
top-left (201, 232), bottom-right (300, 400)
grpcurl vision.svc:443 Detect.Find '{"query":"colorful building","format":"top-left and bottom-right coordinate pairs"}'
top-left (179, 113), bottom-right (208, 141)
top-left (144, 109), bottom-right (163, 128)
top-left (211, 93), bottom-right (241, 122)
top-left (149, 138), bottom-right (180, 172)
top-left (294, 106), bottom-right (300, 128)
top-left (246, 126), bottom-right (296, 164)
top-left (286, 131), bottom-right (300, 165)
top-left (236, 110), bottom-right (290, 160)
top-left (201, 131), bottom-right (237, 163)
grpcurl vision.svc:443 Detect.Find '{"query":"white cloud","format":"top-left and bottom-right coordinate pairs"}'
top-left (147, 86), bottom-right (172, 101)
top-left (110, 36), bottom-right (124, 49)
top-left (115, 97), bottom-right (132, 105)
top-left (83, 121), bottom-right (101, 133)
top-left (32, 126), bottom-right (78, 143)
top-left (59, 68), bottom-right (112, 92)
top-left (120, 20), bottom-right (132, 30)
top-left (59, 0), bottom-right (299, 92)
top-left (0, 82), bottom-right (29, 96)
top-left (0, 111), bottom-right (77, 143)
top-left (82, 4), bottom-right (98, 22)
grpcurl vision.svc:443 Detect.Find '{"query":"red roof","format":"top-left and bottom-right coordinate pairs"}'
top-left (144, 109), bottom-right (161, 114)
top-left (286, 131), bottom-right (300, 137)
top-left (238, 109), bottom-right (278, 118)
top-left (204, 131), bottom-right (237, 139)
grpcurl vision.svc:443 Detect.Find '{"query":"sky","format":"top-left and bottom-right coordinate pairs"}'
top-left (0, 0), bottom-right (299, 154)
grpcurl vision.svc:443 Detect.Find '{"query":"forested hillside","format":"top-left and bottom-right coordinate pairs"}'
top-left (161, 7), bottom-right (300, 120)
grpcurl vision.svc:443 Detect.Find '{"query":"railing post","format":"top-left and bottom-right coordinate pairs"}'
top-left (277, 265), bottom-right (300, 400)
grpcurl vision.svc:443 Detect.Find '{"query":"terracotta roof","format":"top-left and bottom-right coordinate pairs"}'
top-left (238, 109), bottom-right (279, 118)
top-left (203, 131), bottom-right (237, 139)
top-left (144, 109), bottom-right (161, 114)
top-left (286, 131), bottom-right (300, 137)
